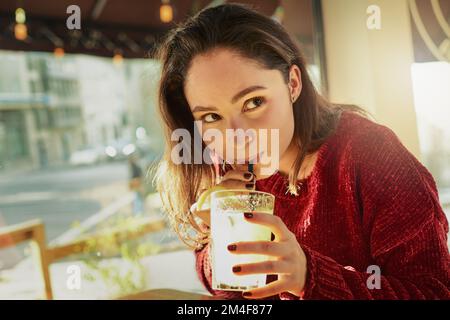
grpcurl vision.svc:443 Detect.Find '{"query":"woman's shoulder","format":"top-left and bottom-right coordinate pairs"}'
top-left (323, 109), bottom-right (438, 192)
top-left (329, 110), bottom-right (412, 164)
top-left (333, 112), bottom-right (448, 256)
top-left (334, 110), bottom-right (397, 146)
top-left (331, 110), bottom-right (442, 215)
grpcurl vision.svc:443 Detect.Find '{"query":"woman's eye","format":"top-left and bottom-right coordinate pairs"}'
top-left (244, 97), bottom-right (266, 111)
top-left (202, 113), bottom-right (221, 123)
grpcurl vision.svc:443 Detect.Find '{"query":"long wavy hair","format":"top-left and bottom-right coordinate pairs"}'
top-left (153, 3), bottom-right (365, 249)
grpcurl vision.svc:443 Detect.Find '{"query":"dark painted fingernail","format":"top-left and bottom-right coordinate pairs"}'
top-left (244, 172), bottom-right (252, 180)
top-left (232, 266), bottom-right (241, 273)
top-left (242, 292), bottom-right (252, 297)
top-left (245, 183), bottom-right (254, 190)
top-left (227, 244), bottom-right (237, 251)
top-left (244, 212), bottom-right (253, 219)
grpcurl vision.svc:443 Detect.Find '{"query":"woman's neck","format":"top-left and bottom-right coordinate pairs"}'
top-left (277, 141), bottom-right (319, 180)
top-left (254, 140), bottom-right (318, 181)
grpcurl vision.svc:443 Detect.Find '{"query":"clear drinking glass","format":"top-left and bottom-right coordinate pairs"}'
top-left (210, 189), bottom-right (275, 291)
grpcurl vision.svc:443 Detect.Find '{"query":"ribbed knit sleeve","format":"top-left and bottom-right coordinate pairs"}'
top-left (285, 124), bottom-right (450, 300)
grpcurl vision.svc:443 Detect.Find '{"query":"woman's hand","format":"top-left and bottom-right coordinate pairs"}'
top-left (228, 211), bottom-right (307, 299)
top-left (192, 168), bottom-right (256, 227)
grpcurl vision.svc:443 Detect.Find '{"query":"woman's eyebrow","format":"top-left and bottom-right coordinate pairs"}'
top-left (192, 105), bottom-right (218, 113)
top-left (192, 85), bottom-right (267, 113)
top-left (231, 85), bottom-right (267, 104)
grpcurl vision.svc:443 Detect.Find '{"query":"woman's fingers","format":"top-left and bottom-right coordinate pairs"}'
top-left (222, 169), bottom-right (255, 182)
top-left (242, 280), bottom-right (287, 299)
top-left (244, 212), bottom-right (294, 241)
top-left (232, 259), bottom-right (290, 275)
top-left (218, 169), bottom-right (255, 190)
top-left (227, 241), bottom-right (289, 257)
top-left (230, 163), bottom-right (254, 172)
top-left (219, 178), bottom-right (255, 190)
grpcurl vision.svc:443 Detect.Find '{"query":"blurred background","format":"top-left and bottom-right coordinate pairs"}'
top-left (0, 0), bottom-right (448, 299)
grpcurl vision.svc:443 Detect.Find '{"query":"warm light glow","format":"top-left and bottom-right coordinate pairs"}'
top-left (411, 62), bottom-right (450, 140)
top-left (411, 62), bottom-right (450, 185)
top-left (14, 23), bottom-right (27, 40)
top-left (54, 47), bottom-right (65, 58)
top-left (112, 52), bottom-right (123, 66)
top-left (160, 4), bottom-right (173, 23)
top-left (15, 8), bottom-right (26, 24)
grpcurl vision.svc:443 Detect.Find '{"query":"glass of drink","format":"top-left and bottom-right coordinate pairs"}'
top-left (210, 189), bottom-right (275, 291)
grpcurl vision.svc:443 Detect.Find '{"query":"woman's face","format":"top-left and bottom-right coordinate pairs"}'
top-left (183, 48), bottom-right (301, 173)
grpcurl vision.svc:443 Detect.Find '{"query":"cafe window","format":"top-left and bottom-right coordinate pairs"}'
top-left (409, 0), bottom-right (450, 192)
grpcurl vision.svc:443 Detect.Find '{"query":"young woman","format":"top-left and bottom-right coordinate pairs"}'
top-left (154, 4), bottom-right (449, 299)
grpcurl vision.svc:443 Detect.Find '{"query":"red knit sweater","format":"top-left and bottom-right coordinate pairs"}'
top-left (194, 111), bottom-right (450, 299)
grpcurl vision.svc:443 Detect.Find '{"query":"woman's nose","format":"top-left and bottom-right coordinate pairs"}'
top-left (228, 116), bottom-right (243, 131)
top-left (229, 116), bottom-right (256, 132)
top-left (228, 118), bottom-right (256, 147)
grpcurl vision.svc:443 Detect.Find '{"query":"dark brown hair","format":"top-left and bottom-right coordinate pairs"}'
top-left (153, 3), bottom-right (364, 249)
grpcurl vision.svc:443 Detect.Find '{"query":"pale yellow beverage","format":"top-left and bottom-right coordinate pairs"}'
top-left (210, 190), bottom-right (275, 291)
